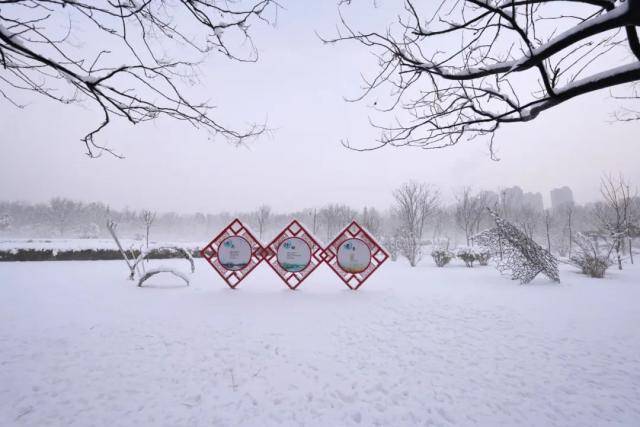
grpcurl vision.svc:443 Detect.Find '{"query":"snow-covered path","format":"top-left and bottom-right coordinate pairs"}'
top-left (1, 259), bottom-right (639, 426)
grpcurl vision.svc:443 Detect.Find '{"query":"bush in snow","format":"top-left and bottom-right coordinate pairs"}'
top-left (569, 233), bottom-right (613, 278)
top-left (456, 247), bottom-right (476, 267)
top-left (431, 249), bottom-right (454, 267)
top-left (475, 248), bottom-right (491, 266)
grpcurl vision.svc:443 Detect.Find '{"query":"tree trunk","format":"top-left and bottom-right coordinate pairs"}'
top-left (630, 237), bottom-right (634, 265)
top-left (617, 241), bottom-right (623, 270)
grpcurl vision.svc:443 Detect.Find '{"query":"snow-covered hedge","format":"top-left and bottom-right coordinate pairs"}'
top-left (455, 246), bottom-right (491, 268)
top-left (475, 248), bottom-right (491, 266)
top-left (0, 247), bottom-right (200, 262)
top-left (431, 249), bottom-right (454, 267)
top-left (456, 247), bottom-right (476, 267)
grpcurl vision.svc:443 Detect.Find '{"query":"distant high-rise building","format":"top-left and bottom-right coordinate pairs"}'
top-left (502, 186), bottom-right (524, 206)
top-left (550, 186), bottom-right (575, 210)
top-left (500, 186), bottom-right (544, 212)
top-left (523, 192), bottom-right (544, 211)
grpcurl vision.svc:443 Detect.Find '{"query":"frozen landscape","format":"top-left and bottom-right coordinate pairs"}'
top-left (2, 0), bottom-right (640, 426)
top-left (2, 258), bottom-right (639, 427)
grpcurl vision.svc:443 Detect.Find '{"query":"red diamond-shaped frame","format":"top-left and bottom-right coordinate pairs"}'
top-left (263, 220), bottom-right (324, 290)
top-left (322, 221), bottom-right (389, 290)
top-left (200, 219), bottom-right (265, 289)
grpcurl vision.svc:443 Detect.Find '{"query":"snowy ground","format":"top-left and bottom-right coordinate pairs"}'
top-left (1, 258), bottom-right (639, 427)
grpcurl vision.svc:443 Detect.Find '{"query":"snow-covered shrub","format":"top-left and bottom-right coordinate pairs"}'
top-left (569, 233), bottom-right (613, 278)
top-left (456, 247), bottom-right (476, 267)
top-left (431, 249), bottom-right (454, 267)
top-left (475, 248), bottom-right (491, 266)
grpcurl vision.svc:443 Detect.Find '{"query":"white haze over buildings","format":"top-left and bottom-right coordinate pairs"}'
top-left (0, 1), bottom-right (639, 214)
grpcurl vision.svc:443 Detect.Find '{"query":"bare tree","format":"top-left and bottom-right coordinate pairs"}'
top-left (595, 173), bottom-right (635, 270)
top-left (516, 205), bottom-right (541, 242)
top-left (320, 204), bottom-right (356, 242)
top-left (254, 205), bottom-right (271, 240)
top-left (562, 203), bottom-right (574, 258)
top-left (544, 209), bottom-right (554, 253)
top-left (49, 198), bottom-right (78, 237)
top-left (311, 208), bottom-right (319, 235)
top-left (360, 206), bottom-right (382, 237)
top-left (455, 187), bottom-right (487, 246)
top-left (393, 181), bottom-right (440, 266)
top-left (141, 210), bottom-right (156, 249)
top-left (329, 1), bottom-right (640, 155)
top-left (630, 196), bottom-right (640, 264)
top-left (0, 1), bottom-right (277, 157)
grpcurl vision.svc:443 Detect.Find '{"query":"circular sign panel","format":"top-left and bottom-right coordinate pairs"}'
top-left (337, 238), bottom-right (371, 274)
top-left (218, 236), bottom-right (252, 271)
top-left (277, 237), bottom-right (311, 272)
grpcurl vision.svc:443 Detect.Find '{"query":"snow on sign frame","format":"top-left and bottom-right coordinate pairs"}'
top-left (200, 219), bottom-right (264, 289)
top-left (322, 221), bottom-right (389, 290)
top-left (263, 220), bottom-right (324, 290)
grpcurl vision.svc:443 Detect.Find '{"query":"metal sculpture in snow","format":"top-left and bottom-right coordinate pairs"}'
top-left (473, 210), bottom-right (560, 284)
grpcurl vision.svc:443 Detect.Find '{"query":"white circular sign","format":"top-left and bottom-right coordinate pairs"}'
top-left (337, 238), bottom-right (371, 274)
top-left (277, 237), bottom-right (311, 272)
top-left (218, 236), bottom-right (251, 271)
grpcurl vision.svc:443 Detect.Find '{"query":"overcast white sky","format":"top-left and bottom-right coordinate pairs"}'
top-left (1, 1), bottom-right (639, 213)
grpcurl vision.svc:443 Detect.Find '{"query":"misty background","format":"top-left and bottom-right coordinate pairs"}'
top-left (1, 1), bottom-right (638, 215)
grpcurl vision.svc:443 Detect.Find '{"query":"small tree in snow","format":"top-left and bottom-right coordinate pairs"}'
top-left (474, 210), bottom-right (560, 284)
top-left (49, 198), bottom-right (78, 237)
top-left (570, 233), bottom-right (614, 278)
top-left (595, 174), bottom-right (635, 270)
top-left (360, 207), bottom-right (382, 237)
top-left (455, 188), bottom-right (488, 246)
top-left (141, 210), bottom-right (157, 249)
top-left (253, 205), bottom-right (271, 240)
top-left (393, 182), bottom-right (440, 267)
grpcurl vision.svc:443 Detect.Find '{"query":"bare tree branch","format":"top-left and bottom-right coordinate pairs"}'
top-left (327, 0), bottom-right (640, 155)
top-left (0, 0), bottom-right (278, 157)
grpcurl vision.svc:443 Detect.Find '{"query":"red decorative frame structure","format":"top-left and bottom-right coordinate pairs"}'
top-left (322, 221), bottom-right (389, 290)
top-left (200, 219), bottom-right (264, 289)
top-left (263, 220), bottom-right (324, 290)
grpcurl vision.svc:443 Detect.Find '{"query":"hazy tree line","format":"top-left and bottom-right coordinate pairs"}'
top-left (1, 176), bottom-right (637, 269)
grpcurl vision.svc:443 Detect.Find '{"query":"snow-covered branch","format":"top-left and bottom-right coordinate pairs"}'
top-left (0, 1), bottom-right (278, 157)
top-left (329, 0), bottom-right (640, 154)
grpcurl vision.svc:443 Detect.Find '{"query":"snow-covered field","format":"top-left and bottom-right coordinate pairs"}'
top-left (1, 258), bottom-right (639, 426)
